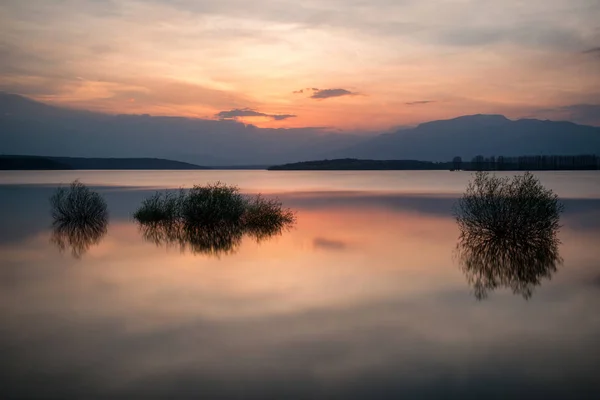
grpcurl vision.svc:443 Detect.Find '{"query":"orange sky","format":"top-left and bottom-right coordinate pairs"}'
top-left (1, 0), bottom-right (599, 130)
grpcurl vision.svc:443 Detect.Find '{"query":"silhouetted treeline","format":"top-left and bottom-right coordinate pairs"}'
top-left (269, 156), bottom-right (600, 171)
top-left (463, 154), bottom-right (600, 171)
top-left (269, 158), bottom-right (452, 170)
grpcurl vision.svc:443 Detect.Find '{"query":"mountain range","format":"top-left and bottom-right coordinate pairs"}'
top-left (2, 92), bottom-right (599, 165)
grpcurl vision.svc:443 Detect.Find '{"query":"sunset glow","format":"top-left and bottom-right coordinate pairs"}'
top-left (1, 0), bottom-right (599, 130)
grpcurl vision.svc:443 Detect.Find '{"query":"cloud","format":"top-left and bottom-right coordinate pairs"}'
top-left (405, 100), bottom-right (435, 106)
top-left (313, 237), bottom-right (347, 251)
top-left (533, 104), bottom-right (600, 126)
top-left (583, 47), bottom-right (600, 56)
top-left (215, 108), bottom-right (296, 121)
top-left (310, 88), bottom-right (357, 99)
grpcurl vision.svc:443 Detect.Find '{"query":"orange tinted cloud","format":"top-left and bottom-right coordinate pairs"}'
top-left (0, 0), bottom-right (599, 129)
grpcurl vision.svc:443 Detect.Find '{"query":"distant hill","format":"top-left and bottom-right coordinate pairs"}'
top-left (339, 114), bottom-right (600, 161)
top-left (0, 92), bottom-right (362, 166)
top-left (2, 93), bottom-right (600, 164)
top-left (268, 158), bottom-right (451, 170)
top-left (0, 156), bottom-right (72, 170)
top-left (0, 155), bottom-right (209, 170)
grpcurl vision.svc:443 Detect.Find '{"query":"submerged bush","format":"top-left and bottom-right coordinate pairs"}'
top-left (50, 180), bottom-right (108, 258)
top-left (455, 171), bottom-right (563, 245)
top-left (134, 182), bottom-right (296, 256)
top-left (51, 180), bottom-right (108, 224)
top-left (455, 171), bottom-right (564, 299)
top-left (182, 183), bottom-right (247, 228)
top-left (243, 195), bottom-right (297, 241)
top-left (133, 190), bottom-right (184, 223)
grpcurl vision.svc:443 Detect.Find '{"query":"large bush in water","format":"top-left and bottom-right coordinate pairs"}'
top-left (455, 171), bottom-right (563, 245)
top-left (454, 171), bottom-right (563, 299)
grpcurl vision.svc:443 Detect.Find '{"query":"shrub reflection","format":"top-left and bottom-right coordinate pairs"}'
top-left (134, 184), bottom-right (296, 257)
top-left (138, 218), bottom-right (292, 257)
top-left (457, 236), bottom-right (562, 299)
top-left (51, 218), bottom-right (108, 259)
top-left (49, 181), bottom-right (108, 258)
top-left (455, 172), bottom-right (563, 299)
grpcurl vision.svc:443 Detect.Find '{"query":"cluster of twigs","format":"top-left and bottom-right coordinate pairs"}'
top-left (49, 180), bottom-right (108, 258)
top-left (454, 171), bottom-right (564, 299)
top-left (133, 182), bottom-right (296, 256)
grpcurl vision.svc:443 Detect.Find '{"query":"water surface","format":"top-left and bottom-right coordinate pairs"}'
top-left (1, 171), bottom-right (599, 399)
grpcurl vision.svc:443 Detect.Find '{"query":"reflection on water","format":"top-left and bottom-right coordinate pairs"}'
top-left (454, 172), bottom-right (564, 299)
top-left (457, 237), bottom-right (562, 299)
top-left (1, 174), bottom-right (600, 400)
top-left (140, 221), bottom-right (243, 256)
top-left (49, 182), bottom-right (109, 258)
top-left (51, 217), bottom-right (108, 259)
top-left (139, 218), bottom-right (292, 257)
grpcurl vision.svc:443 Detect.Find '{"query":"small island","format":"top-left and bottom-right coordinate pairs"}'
top-left (269, 155), bottom-right (600, 171)
top-left (268, 158), bottom-right (452, 171)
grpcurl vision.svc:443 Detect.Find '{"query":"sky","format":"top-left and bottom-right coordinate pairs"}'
top-left (1, 0), bottom-right (599, 131)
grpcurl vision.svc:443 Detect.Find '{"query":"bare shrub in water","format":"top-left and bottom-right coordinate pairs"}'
top-left (133, 182), bottom-right (296, 256)
top-left (50, 181), bottom-right (108, 258)
top-left (51, 180), bottom-right (108, 224)
top-left (243, 195), bottom-right (296, 241)
top-left (182, 182), bottom-right (247, 228)
top-left (455, 171), bottom-right (563, 245)
top-left (454, 171), bottom-right (564, 299)
top-left (133, 190), bottom-right (184, 224)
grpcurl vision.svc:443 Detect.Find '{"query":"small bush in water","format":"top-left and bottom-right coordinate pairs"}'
top-left (182, 183), bottom-right (247, 228)
top-left (243, 195), bottom-right (296, 240)
top-left (49, 180), bottom-right (109, 258)
top-left (133, 190), bottom-right (184, 224)
top-left (133, 182), bottom-right (296, 255)
top-left (50, 180), bottom-right (108, 224)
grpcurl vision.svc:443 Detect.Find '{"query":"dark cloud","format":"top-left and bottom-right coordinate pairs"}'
top-left (534, 104), bottom-right (600, 126)
top-left (293, 88), bottom-right (320, 94)
top-left (583, 47), bottom-right (600, 56)
top-left (215, 108), bottom-right (296, 121)
top-left (437, 25), bottom-right (587, 51)
top-left (310, 89), bottom-right (357, 99)
top-left (313, 237), bottom-right (347, 251)
top-left (405, 100), bottom-right (435, 106)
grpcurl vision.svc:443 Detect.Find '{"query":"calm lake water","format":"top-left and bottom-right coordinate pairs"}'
top-left (1, 170), bottom-right (599, 399)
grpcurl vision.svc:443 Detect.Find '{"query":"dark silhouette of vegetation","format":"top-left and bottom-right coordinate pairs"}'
top-left (182, 183), bottom-right (248, 227)
top-left (466, 154), bottom-right (599, 171)
top-left (49, 181), bottom-right (108, 258)
top-left (134, 183), bottom-right (296, 256)
top-left (268, 158), bottom-right (452, 170)
top-left (452, 156), bottom-right (462, 171)
top-left (269, 155), bottom-right (599, 171)
top-left (455, 171), bottom-right (563, 299)
top-left (133, 190), bottom-right (185, 224)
